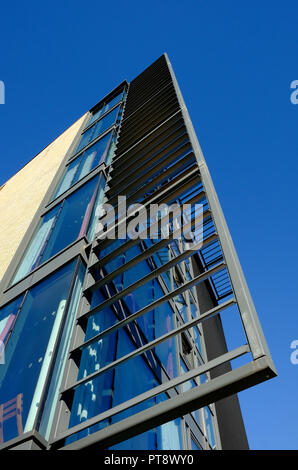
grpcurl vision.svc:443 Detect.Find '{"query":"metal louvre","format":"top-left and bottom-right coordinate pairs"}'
top-left (48, 54), bottom-right (276, 450)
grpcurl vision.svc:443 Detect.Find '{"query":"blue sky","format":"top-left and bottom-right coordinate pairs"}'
top-left (0, 0), bottom-right (297, 450)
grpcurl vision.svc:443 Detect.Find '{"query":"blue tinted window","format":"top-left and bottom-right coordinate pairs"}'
top-left (40, 177), bottom-right (99, 263)
top-left (53, 158), bottom-right (80, 200)
top-left (90, 276), bottom-right (178, 379)
top-left (12, 175), bottom-right (105, 285)
top-left (204, 407), bottom-right (216, 448)
top-left (39, 262), bottom-right (86, 439)
top-left (109, 329), bottom-right (157, 450)
top-left (87, 176), bottom-right (107, 241)
top-left (109, 410), bottom-right (184, 450)
top-left (0, 296), bottom-right (24, 346)
top-left (155, 394), bottom-right (184, 450)
top-left (180, 358), bottom-right (200, 425)
top-left (76, 106), bottom-right (121, 154)
top-left (53, 132), bottom-right (112, 200)
top-left (67, 327), bottom-right (160, 447)
top-left (103, 92), bottom-right (123, 113)
top-left (0, 261), bottom-right (78, 444)
top-left (12, 205), bottom-right (60, 284)
top-left (88, 91), bottom-right (123, 127)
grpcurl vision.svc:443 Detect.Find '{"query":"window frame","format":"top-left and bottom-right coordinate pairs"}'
top-left (73, 102), bottom-right (123, 157)
top-left (0, 258), bottom-right (86, 445)
top-left (10, 173), bottom-right (106, 287)
top-left (85, 89), bottom-right (125, 130)
top-left (50, 130), bottom-right (115, 204)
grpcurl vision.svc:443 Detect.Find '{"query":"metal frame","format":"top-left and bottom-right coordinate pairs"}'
top-left (0, 55), bottom-right (276, 451)
top-left (164, 54), bottom-right (271, 361)
top-left (46, 55), bottom-right (276, 451)
top-left (0, 81), bottom-right (128, 302)
top-left (0, 81), bottom-right (128, 448)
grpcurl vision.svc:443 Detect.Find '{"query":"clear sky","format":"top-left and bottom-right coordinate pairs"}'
top-left (0, 0), bottom-right (297, 450)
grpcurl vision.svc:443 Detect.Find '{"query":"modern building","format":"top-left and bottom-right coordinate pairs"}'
top-left (0, 54), bottom-right (276, 451)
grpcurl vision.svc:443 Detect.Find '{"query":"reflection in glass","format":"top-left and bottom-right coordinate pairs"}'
top-left (0, 296), bottom-right (24, 347)
top-left (53, 132), bottom-right (112, 200)
top-left (204, 406), bottom-right (216, 448)
top-left (12, 175), bottom-right (105, 285)
top-left (39, 262), bottom-right (86, 439)
top-left (75, 106), bottom-right (121, 154)
top-left (88, 91), bottom-right (123, 127)
top-left (0, 261), bottom-right (78, 443)
top-left (12, 206), bottom-right (59, 284)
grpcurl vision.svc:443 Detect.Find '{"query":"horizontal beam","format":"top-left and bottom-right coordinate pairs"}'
top-left (54, 356), bottom-right (276, 450)
top-left (64, 296), bottom-right (235, 395)
top-left (76, 261), bottom-right (227, 355)
top-left (80, 254), bottom-right (223, 324)
top-left (52, 345), bottom-right (249, 445)
top-left (86, 225), bottom-right (216, 296)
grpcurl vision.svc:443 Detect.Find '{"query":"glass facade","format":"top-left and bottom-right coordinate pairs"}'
top-left (52, 131), bottom-right (116, 201)
top-left (0, 260), bottom-right (85, 444)
top-left (0, 88), bottom-right (125, 446)
top-left (12, 174), bottom-right (106, 285)
top-left (75, 105), bottom-right (122, 155)
top-left (10, 89), bottom-right (124, 286)
top-left (36, 77), bottom-right (218, 449)
top-left (39, 262), bottom-right (86, 440)
top-left (0, 56), bottom-right (260, 452)
top-left (88, 91), bottom-right (124, 127)
top-left (61, 229), bottom-right (217, 449)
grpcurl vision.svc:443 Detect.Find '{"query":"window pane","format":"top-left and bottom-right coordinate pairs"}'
top-left (75, 106), bottom-right (120, 154)
top-left (204, 406), bottom-right (216, 448)
top-left (180, 358), bottom-right (200, 425)
top-left (0, 261), bottom-right (77, 443)
top-left (40, 177), bottom-right (99, 264)
top-left (53, 158), bottom-right (81, 200)
top-left (87, 174), bottom-right (106, 241)
top-left (12, 176), bottom-right (102, 285)
top-left (75, 126), bottom-right (95, 153)
top-left (102, 92), bottom-right (122, 114)
top-left (154, 392), bottom-right (184, 449)
top-left (66, 327), bottom-right (160, 446)
top-left (92, 106), bottom-right (120, 142)
top-left (73, 133), bottom-right (111, 184)
top-left (39, 262), bottom-right (86, 439)
top-left (12, 206), bottom-right (60, 284)
top-left (88, 107), bottom-right (104, 127)
top-left (52, 133), bottom-right (111, 202)
top-left (105, 134), bottom-right (117, 166)
top-left (0, 296), bottom-right (24, 347)
top-left (88, 91), bottom-right (123, 127)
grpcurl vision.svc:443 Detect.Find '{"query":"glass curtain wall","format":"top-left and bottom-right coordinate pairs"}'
top-left (75, 105), bottom-right (122, 155)
top-left (52, 131), bottom-right (116, 201)
top-left (0, 260), bottom-right (85, 444)
top-left (0, 85), bottom-right (126, 448)
top-left (12, 174), bottom-right (106, 285)
top-left (64, 236), bottom-right (217, 449)
top-left (11, 87), bottom-right (125, 287)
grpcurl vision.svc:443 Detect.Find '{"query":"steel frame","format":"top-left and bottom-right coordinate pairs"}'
top-left (46, 55), bottom-right (276, 451)
top-left (0, 55), bottom-right (276, 451)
